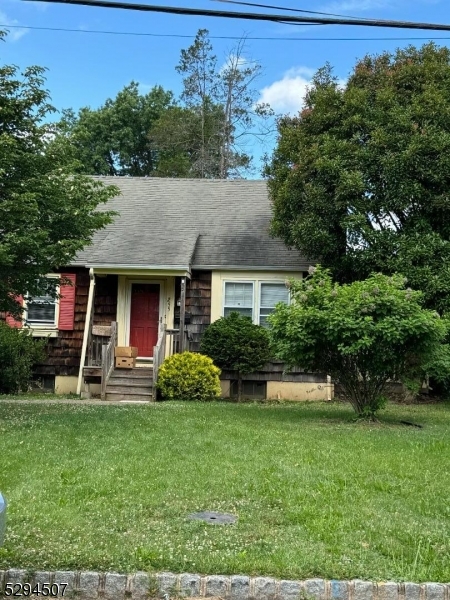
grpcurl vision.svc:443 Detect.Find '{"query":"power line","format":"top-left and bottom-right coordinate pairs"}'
top-left (24, 0), bottom-right (450, 32)
top-left (3, 23), bottom-right (450, 41)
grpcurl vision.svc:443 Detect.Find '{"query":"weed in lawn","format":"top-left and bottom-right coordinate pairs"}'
top-left (0, 401), bottom-right (448, 581)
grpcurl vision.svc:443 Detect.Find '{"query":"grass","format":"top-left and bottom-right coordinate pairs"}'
top-left (0, 400), bottom-right (449, 582)
top-left (0, 392), bottom-right (80, 401)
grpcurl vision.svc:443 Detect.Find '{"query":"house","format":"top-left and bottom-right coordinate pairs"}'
top-left (6, 177), bottom-right (333, 401)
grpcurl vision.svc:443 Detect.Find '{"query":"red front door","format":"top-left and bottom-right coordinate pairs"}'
top-left (129, 283), bottom-right (160, 357)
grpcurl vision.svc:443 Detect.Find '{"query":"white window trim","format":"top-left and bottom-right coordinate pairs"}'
top-left (24, 274), bottom-right (60, 334)
top-left (222, 279), bottom-right (289, 325)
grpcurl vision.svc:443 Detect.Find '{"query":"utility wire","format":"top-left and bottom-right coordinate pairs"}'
top-left (24, 0), bottom-right (450, 32)
top-left (4, 23), bottom-right (450, 40)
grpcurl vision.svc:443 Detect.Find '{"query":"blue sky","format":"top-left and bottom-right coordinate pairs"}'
top-left (1, 0), bottom-right (450, 173)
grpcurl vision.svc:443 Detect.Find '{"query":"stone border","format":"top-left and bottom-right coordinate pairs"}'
top-left (0, 571), bottom-right (449, 600)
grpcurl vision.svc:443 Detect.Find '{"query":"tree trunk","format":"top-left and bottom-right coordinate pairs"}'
top-left (237, 372), bottom-right (243, 402)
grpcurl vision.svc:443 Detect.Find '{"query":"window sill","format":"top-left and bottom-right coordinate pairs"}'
top-left (29, 328), bottom-right (58, 338)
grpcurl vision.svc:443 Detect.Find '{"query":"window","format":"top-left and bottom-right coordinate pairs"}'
top-left (224, 282), bottom-right (254, 319)
top-left (259, 283), bottom-right (290, 328)
top-left (222, 280), bottom-right (290, 327)
top-left (26, 291), bottom-right (57, 327)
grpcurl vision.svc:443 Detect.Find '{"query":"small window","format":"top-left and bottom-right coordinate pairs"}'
top-left (231, 380), bottom-right (266, 400)
top-left (26, 292), bottom-right (57, 327)
top-left (224, 282), bottom-right (254, 319)
top-left (259, 283), bottom-right (289, 328)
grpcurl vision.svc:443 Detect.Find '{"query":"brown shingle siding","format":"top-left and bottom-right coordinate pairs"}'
top-left (34, 270), bottom-right (117, 377)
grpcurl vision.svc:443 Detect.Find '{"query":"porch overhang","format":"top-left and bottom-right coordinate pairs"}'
top-left (70, 264), bottom-right (191, 278)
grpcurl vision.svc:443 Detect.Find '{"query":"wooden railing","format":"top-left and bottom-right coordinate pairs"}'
top-left (153, 323), bottom-right (167, 388)
top-left (100, 321), bottom-right (117, 401)
top-left (166, 328), bottom-right (191, 356)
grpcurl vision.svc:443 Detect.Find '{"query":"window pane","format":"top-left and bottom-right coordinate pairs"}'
top-left (224, 282), bottom-right (253, 308)
top-left (260, 283), bottom-right (289, 307)
top-left (224, 307), bottom-right (253, 319)
top-left (27, 295), bottom-right (56, 326)
top-left (259, 283), bottom-right (289, 328)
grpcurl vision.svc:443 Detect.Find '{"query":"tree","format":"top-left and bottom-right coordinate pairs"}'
top-left (151, 29), bottom-right (270, 179)
top-left (200, 312), bottom-right (271, 401)
top-left (266, 44), bottom-right (450, 314)
top-left (0, 31), bottom-right (118, 317)
top-left (53, 82), bottom-right (175, 176)
top-left (269, 267), bottom-right (447, 418)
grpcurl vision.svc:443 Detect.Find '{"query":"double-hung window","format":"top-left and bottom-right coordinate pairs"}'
top-left (223, 280), bottom-right (290, 327)
top-left (26, 292), bottom-right (58, 327)
top-left (223, 282), bottom-right (254, 319)
top-left (259, 283), bottom-right (290, 328)
top-left (25, 275), bottom-right (59, 329)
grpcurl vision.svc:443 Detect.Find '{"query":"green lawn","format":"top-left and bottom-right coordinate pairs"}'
top-left (0, 401), bottom-right (449, 582)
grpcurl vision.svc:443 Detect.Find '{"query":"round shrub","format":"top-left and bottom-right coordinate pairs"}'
top-left (0, 322), bottom-right (46, 394)
top-left (156, 351), bottom-right (221, 401)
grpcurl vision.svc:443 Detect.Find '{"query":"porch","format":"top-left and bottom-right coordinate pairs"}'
top-left (82, 322), bottom-right (191, 400)
top-left (78, 270), bottom-right (193, 401)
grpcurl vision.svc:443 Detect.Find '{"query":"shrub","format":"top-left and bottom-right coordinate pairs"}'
top-left (0, 322), bottom-right (47, 394)
top-left (200, 312), bottom-right (271, 401)
top-left (269, 267), bottom-right (448, 418)
top-left (156, 351), bottom-right (221, 401)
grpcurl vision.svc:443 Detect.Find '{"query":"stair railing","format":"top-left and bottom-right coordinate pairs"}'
top-left (101, 321), bottom-right (118, 401)
top-left (153, 323), bottom-right (167, 389)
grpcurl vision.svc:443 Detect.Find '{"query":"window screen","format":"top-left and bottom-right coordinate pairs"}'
top-left (259, 283), bottom-right (289, 327)
top-left (224, 282), bottom-right (254, 319)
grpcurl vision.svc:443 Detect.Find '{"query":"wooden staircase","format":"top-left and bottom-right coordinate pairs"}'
top-left (105, 367), bottom-right (154, 402)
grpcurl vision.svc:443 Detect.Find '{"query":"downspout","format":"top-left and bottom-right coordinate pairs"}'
top-left (76, 268), bottom-right (95, 395)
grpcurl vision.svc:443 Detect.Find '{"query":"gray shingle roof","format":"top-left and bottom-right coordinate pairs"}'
top-left (73, 177), bottom-right (309, 271)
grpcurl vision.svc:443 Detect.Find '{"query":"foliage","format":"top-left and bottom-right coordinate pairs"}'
top-left (200, 312), bottom-right (271, 401)
top-left (266, 43), bottom-right (450, 314)
top-left (0, 31), bottom-right (118, 317)
top-left (269, 267), bottom-right (448, 417)
top-left (52, 82), bottom-right (175, 176)
top-left (156, 351), bottom-right (221, 401)
top-left (0, 322), bottom-right (46, 394)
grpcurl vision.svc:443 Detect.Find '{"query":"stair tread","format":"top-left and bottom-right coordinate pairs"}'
top-left (108, 379), bottom-right (153, 386)
top-left (105, 393), bottom-right (154, 402)
top-left (106, 386), bottom-right (152, 394)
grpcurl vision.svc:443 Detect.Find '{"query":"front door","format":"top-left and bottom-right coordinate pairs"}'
top-left (129, 283), bottom-right (160, 357)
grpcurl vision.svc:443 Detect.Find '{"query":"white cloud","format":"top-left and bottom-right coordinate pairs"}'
top-left (0, 10), bottom-right (29, 41)
top-left (258, 67), bottom-right (316, 115)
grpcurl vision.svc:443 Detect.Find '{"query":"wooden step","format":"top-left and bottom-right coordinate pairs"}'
top-left (108, 376), bottom-right (152, 386)
top-left (110, 368), bottom-right (153, 378)
top-left (106, 384), bottom-right (153, 395)
top-left (105, 393), bottom-right (154, 402)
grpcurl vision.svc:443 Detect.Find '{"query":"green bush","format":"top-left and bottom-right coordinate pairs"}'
top-left (269, 267), bottom-right (448, 418)
top-left (156, 351), bottom-right (221, 401)
top-left (200, 312), bottom-right (271, 401)
top-left (0, 322), bottom-right (47, 394)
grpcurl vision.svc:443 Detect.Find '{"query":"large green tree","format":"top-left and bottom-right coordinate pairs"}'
top-left (266, 43), bottom-right (450, 314)
top-left (0, 31), bottom-right (118, 317)
top-left (53, 82), bottom-right (175, 176)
